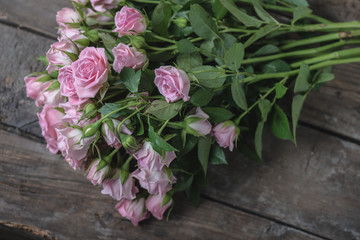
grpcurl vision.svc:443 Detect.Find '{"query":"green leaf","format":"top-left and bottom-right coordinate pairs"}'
top-left (174, 175), bottom-right (194, 192)
top-left (198, 135), bottom-right (212, 175)
top-left (98, 103), bottom-right (129, 118)
top-left (147, 100), bottom-right (183, 120)
top-left (220, 0), bottom-right (263, 28)
top-left (255, 121), bottom-right (264, 159)
top-left (148, 124), bottom-right (177, 153)
top-left (245, 24), bottom-right (280, 48)
top-left (251, 0), bottom-right (278, 23)
top-left (189, 4), bottom-right (219, 40)
top-left (224, 43), bottom-right (244, 71)
top-left (85, 29), bottom-right (99, 42)
top-left (294, 63), bottom-right (311, 94)
top-left (74, 38), bottom-right (90, 47)
top-left (270, 104), bottom-right (293, 141)
top-left (190, 88), bottom-right (214, 107)
top-left (209, 144), bottom-right (228, 165)
top-left (139, 69), bottom-right (156, 93)
top-left (191, 66), bottom-right (226, 88)
top-left (202, 107), bottom-right (235, 122)
top-left (253, 44), bottom-right (280, 57)
top-left (36, 56), bottom-right (48, 65)
top-left (98, 32), bottom-right (117, 49)
top-left (177, 39), bottom-right (196, 53)
top-left (231, 76), bottom-right (248, 110)
top-left (258, 99), bottom-right (272, 121)
top-left (186, 181), bottom-right (200, 207)
top-left (292, 6), bottom-right (312, 25)
top-left (45, 81), bottom-right (60, 92)
top-left (136, 113), bottom-right (144, 136)
top-left (275, 83), bottom-right (288, 99)
top-left (177, 52), bottom-right (203, 72)
top-left (314, 72), bottom-right (335, 84)
top-left (291, 94), bottom-right (306, 142)
top-left (119, 68), bottom-right (142, 93)
top-left (152, 1), bottom-right (172, 37)
top-left (262, 59), bottom-right (291, 73)
top-left (212, 0), bottom-right (228, 20)
top-left (283, 0), bottom-right (309, 6)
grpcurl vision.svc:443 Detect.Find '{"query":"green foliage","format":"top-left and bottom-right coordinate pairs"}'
top-left (147, 100), bottom-right (183, 120)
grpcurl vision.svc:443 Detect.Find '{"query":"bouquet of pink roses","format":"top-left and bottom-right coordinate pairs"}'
top-left (24, 0), bottom-right (360, 225)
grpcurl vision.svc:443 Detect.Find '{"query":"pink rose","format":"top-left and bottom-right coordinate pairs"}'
top-left (211, 121), bottom-right (237, 151)
top-left (24, 75), bottom-right (51, 106)
top-left (90, 0), bottom-right (119, 12)
top-left (112, 43), bottom-right (147, 73)
top-left (133, 168), bottom-right (176, 196)
top-left (146, 194), bottom-right (173, 220)
top-left (56, 8), bottom-right (81, 28)
top-left (56, 126), bottom-right (94, 170)
top-left (115, 198), bottom-right (150, 226)
top-left (87, 9), bottom-right (113, 23)
top-left (58, 28), bottom-right (87, 49)
top-left (36, 80), bottom-right (65, 107)
top-left (73, 0), bottom-right (88, 4)
top-left (37, 104), bottom-right (65, 154)
top-left (185, 107), bottom-right (212, 136)
top-left (46, 40), bottom-right (78, 73)
top-left (72, 47), bottom-right (110, 99)
top-left (113, 6), bottom-right (147, 37)
top-left (154, 66), bottom-right (191, 103)
top-left (102, 119), bottom-right (132, 149)
top-left (101, 173), bottom-right (138, 201)
top-left (86, 159), bottom-right (110, 185)
top-left (58, 66), bottom-right (88, 105)
top-left (60, 102), bottom-right (98, 127)
top-left (133, 142), bottom-right (176, 171)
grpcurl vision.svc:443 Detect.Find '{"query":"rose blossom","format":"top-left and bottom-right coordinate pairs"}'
top-left (37, 104), bottom-right (65, 154)
top-left (56, 126), bottom-right (94, 170)
top-left (115, 198), bottom-right (150, 226)
top-left (58, 66), bottom-right (88, 105)
top-left (86, 159), bottom-right (110, 185)
top-left (90, 0), bottom-right (120, 12)
top-left (56, 8), bottom-right (81, 29)
top-left (72, 47), bottom-right (110, 99)
top-left (58, 28), bottom-right (87, 49)
top-left (46, 40), bottom-right (78, 73)
top-left (60, 102), bottom-right (98, 127)
top-left (24, 75), bottom-right (51, 106)
top-left (154, 66), bottom-right (191, 103)
top-left (185, 107), bottom-right (212, 136)
top-left (133, 142), bottom-right (176, 171)
top-left (133, 168), bottom-right (176, 196)
top-left (36, 80), bottom-right (65, 107)
top-left (101, 173), bottom-right (138, 201)
top-left (113, 6), bottom-right (147, 37)
top-left (211, 121), bottom-right (237, 151)
top-left (146, 194), bottom-right (173, 220)
top-left (102, 119), bottom-right (132, 149)
top-left (112, 43), bottom-right (147, 73)
top-left (73, 0), bottom-right (88, 4)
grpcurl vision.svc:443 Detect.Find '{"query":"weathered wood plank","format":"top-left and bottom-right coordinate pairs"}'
top-left (0, 129), bottom-right (321, 240)
top-left (205, 126), bottom-right (360, 240)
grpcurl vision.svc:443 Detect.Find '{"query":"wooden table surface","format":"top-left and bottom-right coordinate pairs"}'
top-left (0, 0), bottom-right (360, 239)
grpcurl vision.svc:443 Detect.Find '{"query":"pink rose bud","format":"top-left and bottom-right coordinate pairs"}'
top-left (73, 0), bottom-right (89, 5)
top-left (24, 75), bottom-right (51, 105)
top-left (112, 43), bottom-right (147, 73)
top-left (90, 0), bottom-right (120, 12)
top-left (115, 198), bottom-right (150, 226)
top-left (146, 194), bottom-right (173, 220)
top-left (46, 40), bottom-right (78, 73)
top-left (113, 6), bottom-right (147, 37)
top-left (101, 172), bottom-right (138, 201)
top-left (58, 28), bottom-right (88, 48)
top-left (37, 104), bottom-right (65, 154)
top-left (56, 126), bottom-right (95, 169)
top-left (133, 168), bottom-right (176, 196)
top-left (58, 66), bottom-right (88, 106)
top-left (56, 8), bottom-right (81, 28)
top-left (185, 107), bottom-right (212, 136)
top-left (86, 159), bottom-right (110, 185)
top-left (133, 142), bottom-right (176, 171)
top-left (154, 66), bottom-right (191, 103)
top-left (72, 47), bottom-right (110, 99)
top-left (36, 80), bottom-right (65, 107)
top-left (211, 121), bottom-right (237, 151)
top-left (102, 119), bottom-right (132, 148)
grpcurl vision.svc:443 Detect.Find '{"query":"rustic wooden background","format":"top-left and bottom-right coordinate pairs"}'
top-left (0, 0), bottom-right (360, 239)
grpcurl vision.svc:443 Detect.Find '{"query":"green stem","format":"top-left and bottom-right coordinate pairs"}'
top-left (117, 106), bottom-right (147, 132)
top-left (100, 102), bottom-right (143, 122)
top-left (132, 0), bottom-right (159, 3)
top-left (149, 32), bottom-right (176, 44)
top-left (243, 40), bottom-right (360, 65)
top-left (158, 119), bottom-right (170, 135)
top-left (281, 30), bottom-right (360, 50)
top-left (289, 22), bottom-right (360, 32)
top-left (290, 47), bottom-right (360, 68)
top-left (145, 44), bottom-right (177, 52)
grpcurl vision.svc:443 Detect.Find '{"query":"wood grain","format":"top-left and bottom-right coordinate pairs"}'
top-left (0, 129), bottom-right (322, 240)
